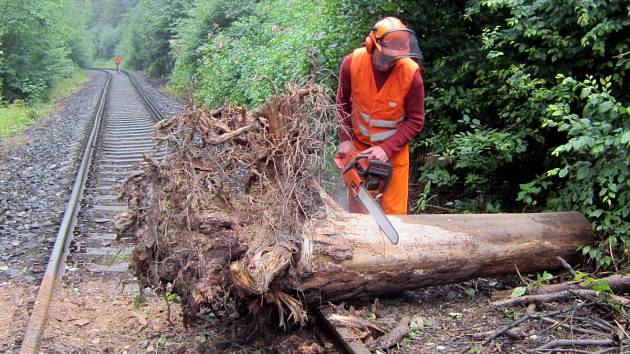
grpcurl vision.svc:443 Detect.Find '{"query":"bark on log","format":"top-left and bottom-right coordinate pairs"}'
top-left (297, 211), bottom-right (592, 303)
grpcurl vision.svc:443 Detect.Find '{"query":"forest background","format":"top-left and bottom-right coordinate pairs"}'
top-left (1, 0), bottom-right (629, 269)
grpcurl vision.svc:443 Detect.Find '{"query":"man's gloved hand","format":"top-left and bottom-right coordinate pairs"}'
top-left (338, 140), bottom-right (354, 158)
top-left (363, 146), bottom-right (389, 162)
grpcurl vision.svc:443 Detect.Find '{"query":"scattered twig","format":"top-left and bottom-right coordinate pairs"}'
top-left (478, 303), bottom-right (593, 347)
top-left (471, 329), bottom-right (523, 340)
top-left (366, 316), bottom-right (411, 350)
top-left (535, 339), bottom-right (627, 351)
top-left (573, 316), bottom-right (616, 333)
top-left (615, 319), bottom-right (629, 339)
top-left (539, 316), bottom-right (608, 336)
top-left (206, 125), bottom-right (253, 145)
top-left (515, 264), bottom-right (533, 285)
top-left (535, 349), bottom-right (593, 353)
top-left (492, 273), bottom-right (630, 300)
top-left (595, 345), bottom-right (630, 354)
top-left (490, 289), bottom-right (630, 308)
top-left (556, 256), bottom-right (576, 277)
top-left (482, 313), bottom-right (532, 345)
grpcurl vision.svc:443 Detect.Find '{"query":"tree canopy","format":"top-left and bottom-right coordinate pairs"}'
top-left (0, 0), bottom-right (93, 102)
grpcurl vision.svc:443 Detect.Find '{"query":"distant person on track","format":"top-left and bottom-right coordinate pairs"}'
top-left (114, 55), bottom-right (122, 74)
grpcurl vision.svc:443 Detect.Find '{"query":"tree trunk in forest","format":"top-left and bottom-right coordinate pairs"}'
top-left (295, 210), bottom-right (592, 303)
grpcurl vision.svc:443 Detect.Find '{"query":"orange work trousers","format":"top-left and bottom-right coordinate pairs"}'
top-left (347, 142), bottom-right (409, 215)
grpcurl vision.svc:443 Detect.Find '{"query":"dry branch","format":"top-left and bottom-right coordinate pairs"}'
top-left (491, 289), bottom-right (630, 309)
top-left (206, 124), bottom-right (252, 145)
top-left (536, 339), bottom-right (628, 351)
top-left (492, 273), bottom-right (630, 301)
top-left (366, 316), bottom-right (411, 350)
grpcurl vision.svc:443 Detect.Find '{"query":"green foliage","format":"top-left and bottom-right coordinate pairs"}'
top-left (190, 0), bottom-right (328, 107)
top-left (390, 0), bottom-right (628, 267)
top-left (116, 0), bottom-right (190, 78)
top-left (573, 271), bottom-right (622, 310)
top-left (0, 0), bottom-right (93, 101)
top-left (0, 69), bottom-right (87, 137)
top-left (90, 0), bottom-right (138, 60)
top-left (518, 74), bottom-right (630, 268)
top-left (169, 0), bottom-right (256, 95)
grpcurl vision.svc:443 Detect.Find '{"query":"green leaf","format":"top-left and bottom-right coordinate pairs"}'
top-left (574, 271), bottom-right (587, 281)
top-left (158, 334), bottom-right (167, 346)
top-left (558, 167), bottom-right (569, 178)
top-left (133, 294), bottom-right (142, 309)
top-left (592, 280), bottom-right (612, 294)
top-left (510, 287), bottom-right (527, 298)
top-left (576, 166), bottom-right (591, 180)
top-left (464, 288), bottom-right (476, 297)
top-left (536, 271), bottom-right (553, 283)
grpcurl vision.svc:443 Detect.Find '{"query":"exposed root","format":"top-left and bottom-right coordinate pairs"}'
top-left (115, 82), bottom-right (337, 330)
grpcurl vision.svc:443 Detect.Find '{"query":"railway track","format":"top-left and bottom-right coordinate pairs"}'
top-left (17, 68), bottom-right (355, 354)
top-left (20, 69), bottom-right (165, 353)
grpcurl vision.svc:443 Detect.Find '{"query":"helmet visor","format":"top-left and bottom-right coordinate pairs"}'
top-left (377, 29), bottom-right (421, 60)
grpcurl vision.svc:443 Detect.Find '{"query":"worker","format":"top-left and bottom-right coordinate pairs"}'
top-left (114, 55), bottom-right (122, 74)
top-left (336, 17), bottom-right (425, 215)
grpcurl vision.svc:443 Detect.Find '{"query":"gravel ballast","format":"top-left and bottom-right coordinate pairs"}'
top-left (0, 70), bottom-right (184, 283)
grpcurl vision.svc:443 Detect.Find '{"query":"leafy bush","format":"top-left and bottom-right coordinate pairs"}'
top-left (0, 0), bottom-right (93, 101)
top-left (116, 0), bottom-right (189, 78)
top-left (169, 0), bottom-right (256, 95)
top-left (0, 69), bottom-right (87, 137)
top-left (191, 0), bottom-right (329, 107)
top-left (518, 75), bottom-right (630, 268)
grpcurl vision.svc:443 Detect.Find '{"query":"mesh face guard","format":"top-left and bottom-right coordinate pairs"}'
top-left (375, 29), bottom-right (421, 62)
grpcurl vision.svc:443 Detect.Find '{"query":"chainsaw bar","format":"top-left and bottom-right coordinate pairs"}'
top-left (357, 186), bottom-right (399, 244)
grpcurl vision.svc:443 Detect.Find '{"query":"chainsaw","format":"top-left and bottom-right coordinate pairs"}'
top-left (334, 151), bottom-right (399, 244)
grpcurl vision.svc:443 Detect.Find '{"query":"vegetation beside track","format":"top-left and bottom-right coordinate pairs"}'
top-left (0, 0), bottom-right (93, 138)
top-left (0, 70), bottom-right (88, 138)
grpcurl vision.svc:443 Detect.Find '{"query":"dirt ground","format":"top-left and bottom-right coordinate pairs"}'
top-left (0, 274), bottom-right (188, 353)
top-left (1, 270), bottom-right (333, 353)
top-left (2, 271), bottom-right (627, 353)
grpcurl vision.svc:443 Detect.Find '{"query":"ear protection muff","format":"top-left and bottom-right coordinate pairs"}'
top-left (364, 27), bottom-right (377, 54)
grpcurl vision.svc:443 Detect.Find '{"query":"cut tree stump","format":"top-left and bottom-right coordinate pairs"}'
top-left (295, 210), bottom-right (592, 303)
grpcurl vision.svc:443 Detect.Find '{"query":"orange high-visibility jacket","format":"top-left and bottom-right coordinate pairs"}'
top-left (348, 47), bottom-right (419, 214)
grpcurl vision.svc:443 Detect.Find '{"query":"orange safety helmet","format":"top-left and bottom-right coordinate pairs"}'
top-left (364, 17), bottom-right (421, 62)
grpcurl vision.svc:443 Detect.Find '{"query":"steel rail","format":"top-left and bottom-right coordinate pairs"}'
top-left (19, 69), bottom-right (112, 354)
top-left (123, 70), bottom-right (164, 122)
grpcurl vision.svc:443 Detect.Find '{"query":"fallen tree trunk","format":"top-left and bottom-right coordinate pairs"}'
top-left (292, 210), bottom-right (592, 303)
top-left (121, 85), bottom-right (594, 328)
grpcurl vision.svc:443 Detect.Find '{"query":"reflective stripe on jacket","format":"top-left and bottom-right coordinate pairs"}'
top-left (349, 47), bottom-right (418, 146)
top-left (347, 47), bottom-right (418, 214)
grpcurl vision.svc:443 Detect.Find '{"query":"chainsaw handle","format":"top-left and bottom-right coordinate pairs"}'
top-left (334, 149), bottom-right (363, 169)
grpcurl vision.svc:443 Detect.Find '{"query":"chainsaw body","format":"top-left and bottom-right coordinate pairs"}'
top-left (334, 149), bottom-right (399, 244)
top-left (334, 151), bottom-right (392, 200)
